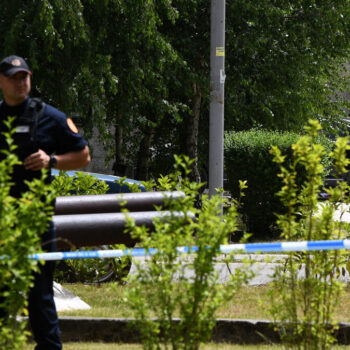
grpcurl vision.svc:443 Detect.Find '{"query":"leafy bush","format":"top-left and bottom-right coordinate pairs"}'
top-left (0, 119), bottom-right (54, 349)
top-left (51, 171), bottom-right (128, 284)
top-left (125, 155), bottom-right (252, 350)
top-left (52, 170), bottom-right (109, 196)
top-left (268, 120), bottom-right (348, 349)
top-left (224, 128), bottom-right (333, 240)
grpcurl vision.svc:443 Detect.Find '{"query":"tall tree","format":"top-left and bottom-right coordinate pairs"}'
top-left (150, 0), bottom-right (350, 184)
top-left (2, 0), bottom-right (350, 182)
top-left (0, 0), bottom-right (116, 147)
top-left (225, 0), bottom-right (350, 132)
top-left (153, 0), bottom-right (211, 182)
top-left (81, 0), bottom-right (183, 179)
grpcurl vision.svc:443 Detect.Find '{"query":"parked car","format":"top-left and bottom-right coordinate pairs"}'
top-left (51, 169), bottom-right (146, 193)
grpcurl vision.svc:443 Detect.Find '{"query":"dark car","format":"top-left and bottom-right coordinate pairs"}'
top-left (51, 168), bottom-right (146, 193)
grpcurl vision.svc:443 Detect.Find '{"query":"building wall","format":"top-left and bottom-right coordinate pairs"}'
top-left (79, 126), bottom-right (115, 175)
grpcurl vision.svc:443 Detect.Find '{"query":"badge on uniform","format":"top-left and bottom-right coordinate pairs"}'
top-left (16, 125), bottom-right (30, 133)
top-left (67, 118), bottom-right (79, 134)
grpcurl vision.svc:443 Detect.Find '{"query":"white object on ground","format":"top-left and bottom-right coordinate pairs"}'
top-left (317, 202), bottom-right (350, 223)
top-left (53, 282), bottom-right (91, 311)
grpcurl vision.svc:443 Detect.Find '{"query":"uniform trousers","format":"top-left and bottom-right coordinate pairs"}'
top-left (28, 221), bottom-right (62, 350)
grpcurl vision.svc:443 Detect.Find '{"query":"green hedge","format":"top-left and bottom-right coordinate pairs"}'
top-left (224, 128), bottom-right (333, 240)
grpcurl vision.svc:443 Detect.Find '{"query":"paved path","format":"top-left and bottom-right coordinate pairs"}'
top-left (128, 254), bottom-right (278, 285)
top-left (128, 253), bottom-right (350, 285)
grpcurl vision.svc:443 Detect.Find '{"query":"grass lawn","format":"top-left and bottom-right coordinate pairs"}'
top-left (22, 282), bottom-right (345, 349)
top-left (23, 283), bottom-right (350, 349)
top-left (23, 343), bottom-right (350, 350)
top-left (58, 283), bottom-right (350, 321)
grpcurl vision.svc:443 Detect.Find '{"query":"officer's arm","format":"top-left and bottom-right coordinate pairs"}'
top-left (24, 146), bottom-right (90, 171)
top-left (53, 146), bottom-right (91, 170)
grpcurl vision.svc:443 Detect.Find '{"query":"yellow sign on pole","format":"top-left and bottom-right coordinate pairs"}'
top-left (216, 47), bottom-right (225, 56)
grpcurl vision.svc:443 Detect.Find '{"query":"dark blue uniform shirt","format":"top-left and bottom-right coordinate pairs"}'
top-left (0, 97), bottom-right (87, 197)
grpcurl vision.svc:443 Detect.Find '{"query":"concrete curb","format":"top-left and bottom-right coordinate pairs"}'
top-left (28, 317), bottom-right (350, 344)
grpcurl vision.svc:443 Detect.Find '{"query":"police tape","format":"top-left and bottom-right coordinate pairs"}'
top-left (29, 239), bottom-right (350, 261)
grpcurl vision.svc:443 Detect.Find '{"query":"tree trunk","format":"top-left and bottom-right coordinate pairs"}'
top-left (185, 82), bottom-right (202, 183)
top-left (113, 123), bottom-right (128, 176)
top-left (115, 124), bottom-right (123, 163)
top-left (135, 128), bottom-right (154, 180)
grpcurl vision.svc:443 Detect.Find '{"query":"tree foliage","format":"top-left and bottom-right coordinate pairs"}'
top-left (82, 0), bottom-right (183, 179)
top-left (1, 0), bottom-right (350, 180)
top-left (0, 0), bottom-right (115, 135)
top-left (225, 0), bottom-right (350, 132)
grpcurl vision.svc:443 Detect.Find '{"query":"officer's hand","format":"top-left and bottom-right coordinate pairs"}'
top-left (23, 149), bottom-right (50, 171)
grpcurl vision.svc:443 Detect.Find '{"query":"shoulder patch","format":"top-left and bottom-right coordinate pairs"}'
top-left (67, 118), bottom-right (79, 134)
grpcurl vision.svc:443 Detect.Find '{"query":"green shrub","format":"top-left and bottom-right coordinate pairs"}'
top-left (268, 120), bottom-right (347, 349)
top-left (52, 170), bottom-right (109, 196)
top-left (0, 119), bottom-right (54, 349)
top-left (224, 128), bottom-right (333, 240)
top-left (52, 171), bottom-right (127, 284)
top-left (124, 155), bottom-right (252, 350)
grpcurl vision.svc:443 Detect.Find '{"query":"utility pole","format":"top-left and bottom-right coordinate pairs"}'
top-left (209, 0), bottom-right (226, 198)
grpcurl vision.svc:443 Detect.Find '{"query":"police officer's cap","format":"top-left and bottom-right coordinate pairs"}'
top-left (0, 55), bottom-right (31, 77)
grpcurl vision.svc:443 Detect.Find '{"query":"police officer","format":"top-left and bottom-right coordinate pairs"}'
top-left (0, 55), bottom-right (90, 349)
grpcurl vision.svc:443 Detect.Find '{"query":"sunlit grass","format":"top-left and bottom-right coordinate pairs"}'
top-left (23, 342), bottom-right (350, 350)
top-left (48, 282), bottom-right (350, 349)
top-left (58, 283), bottom-right (350, 322)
